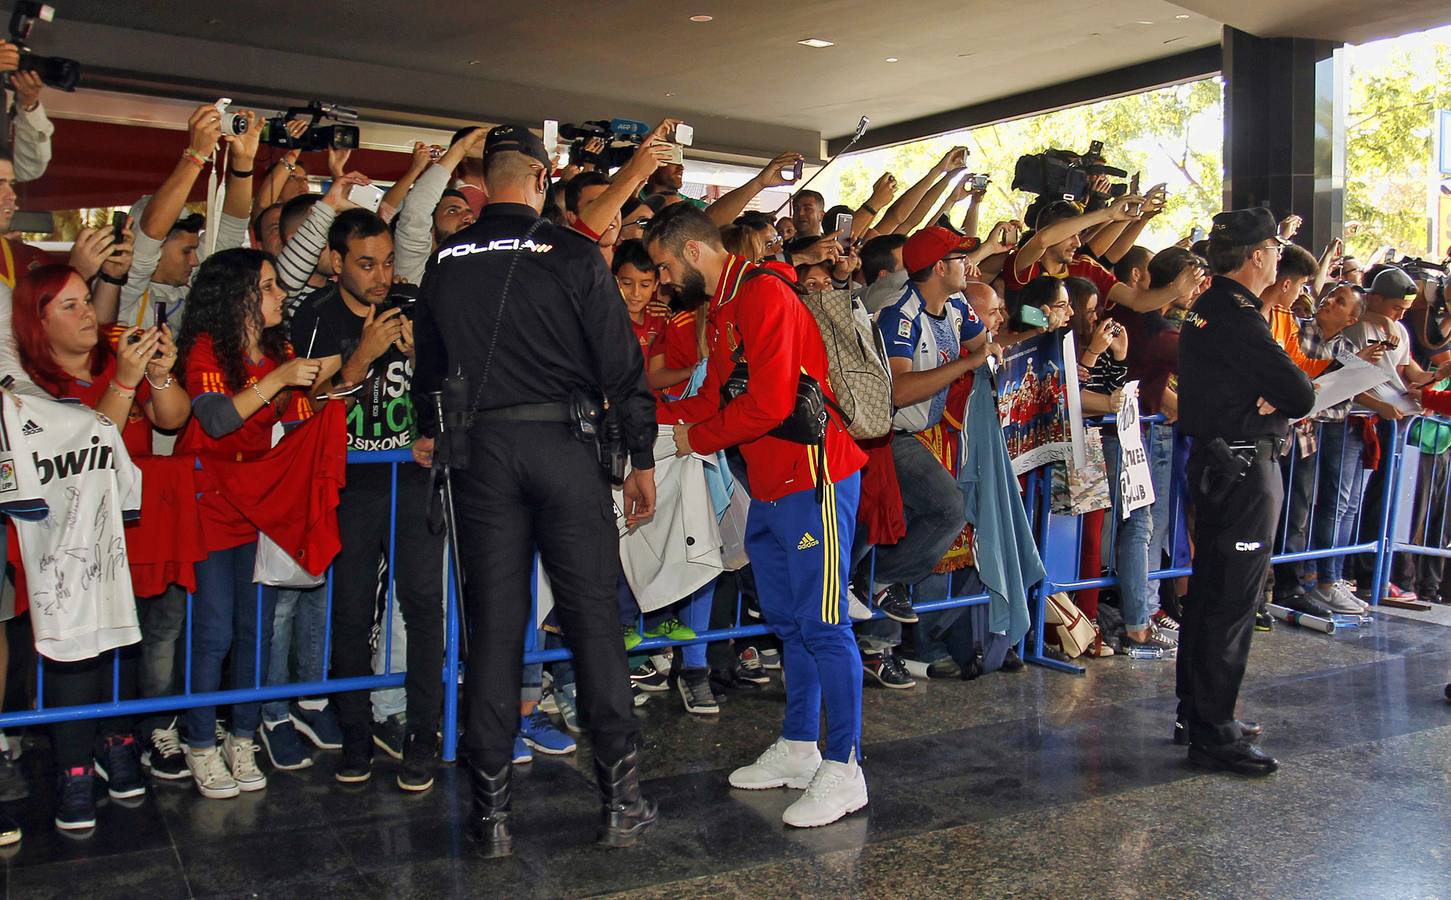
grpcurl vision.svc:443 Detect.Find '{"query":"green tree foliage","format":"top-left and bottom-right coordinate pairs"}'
top-left (819, 78), bottom-right (1225, 251)
top-left (1344, 41), bottom-right (1451, 259)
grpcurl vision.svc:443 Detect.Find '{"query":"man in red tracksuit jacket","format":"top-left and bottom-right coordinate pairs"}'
top-left (646, 203), bottom-right (868, 828)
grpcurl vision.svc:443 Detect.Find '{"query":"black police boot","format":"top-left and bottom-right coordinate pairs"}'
top-left (594, 747), bottom-right (657, 849)
top-left (1188, 739), bottom-right (1278, 776)
top-left (468, 763), bottom-right (513, 858)
top-left (1174, 718), bottom-right (1263, 746)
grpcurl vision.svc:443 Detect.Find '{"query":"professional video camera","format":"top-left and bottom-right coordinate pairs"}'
top-left (1011, 140), bottom-right (1128, 203)
top-left (1395, 255), bottom-right (1449, 286)
top-left (559, 118), bottom-right (652, 169)
top-left (259, 101), bottom-right (361, 152)
top-left (6, 2), bottom-right (80, 91)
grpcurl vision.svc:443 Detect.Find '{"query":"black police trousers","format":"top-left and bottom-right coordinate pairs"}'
top-left (452, 421), bottom-right (637, 772)
top-left (1177, 446), bottom-right (1282, 746)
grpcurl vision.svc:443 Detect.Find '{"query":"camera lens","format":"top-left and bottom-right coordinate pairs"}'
top-left (224, 114), bottom-right (248, 136)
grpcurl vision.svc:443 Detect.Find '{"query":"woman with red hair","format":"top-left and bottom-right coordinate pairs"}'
top-left (9, 263), bottom-right (188, 832)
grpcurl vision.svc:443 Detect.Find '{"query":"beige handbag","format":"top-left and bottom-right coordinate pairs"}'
top-left (1043, 592), bottom-right (1099, 658)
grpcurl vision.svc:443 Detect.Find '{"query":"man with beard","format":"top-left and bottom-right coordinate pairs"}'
top-left (646, 202), bottom-right (869, 828)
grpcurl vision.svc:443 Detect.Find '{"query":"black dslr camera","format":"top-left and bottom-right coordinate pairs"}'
top-left (6, 2), bottom-right (80, 91)
top-left (260, 101), bottom-right (361, 152)
top-left (558, 118), bottom-right (651, 170)
top-left (1012, 140), bottom-right (1128, 203)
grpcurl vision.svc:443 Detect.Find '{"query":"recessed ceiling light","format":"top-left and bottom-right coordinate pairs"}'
top-left (1175, 13), bottom-right (1190, 18)
top-left (468, 59), bottom-right (481, 65)
top-left (1137, 20), bottom-right (1154, 25)
top-left (797, 38), bottom-right (834, 48)
top-left (884, 57), bottom-right (899, 63)
top-left (665, 92), bottom-right (675, 97)
top-left (689, 15), bottom-right (713, 22)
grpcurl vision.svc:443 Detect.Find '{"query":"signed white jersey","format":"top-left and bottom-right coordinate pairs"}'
top-left (2, 392), bottom-right (142, 662)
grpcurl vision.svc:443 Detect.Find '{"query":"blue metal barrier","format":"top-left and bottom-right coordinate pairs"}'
top-left (0, 411), bottom-right (1429, 760)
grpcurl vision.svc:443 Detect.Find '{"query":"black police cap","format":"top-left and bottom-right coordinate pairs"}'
top-left (484, 125), bottom-right (550, 169)
top-left (1208, 207), bottom-right (1280, 247)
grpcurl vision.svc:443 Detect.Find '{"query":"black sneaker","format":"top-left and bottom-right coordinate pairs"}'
top-left (676, 667), bottom-right (720, 715)
top-left (335, 727), bottom-right (374, 784)
top-left (55, 766), bottom-right (96, 831)
top-left (141, 719), bottom-right (192, 781)
top-left (873, 584), bottom-right (919, 624)
top-left (372, 713), bottom-right (406, 761)
top-left (93, 735), bottom-right (146, 800)
top-left (629, 661), bottom-right (668, 692)
top-left (863, 649), bottom-right (916, 689)
top-left (1278, 590), bottom-right (1335, 618)
top-left (397, 732), bottom-right (438, 793)
top-left (1001, 648), bottom-right (1026, 672)
top-left (0, 809), bottom-right (19, 847)
top-left (736, 647), bottom-right (772, 685)
top-left (1254, 610), bottom-right (1275, 632)
top-left (0, 751), bottom-right (29, 801)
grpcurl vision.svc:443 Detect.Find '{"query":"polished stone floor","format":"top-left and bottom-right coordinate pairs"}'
top-left (2, 610), bottom-right (1450, 899)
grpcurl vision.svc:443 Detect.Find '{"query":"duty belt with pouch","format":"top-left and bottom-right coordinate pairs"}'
top-left (1198, 436), bottom-right (1284, 503)
top-left (472, 390), bottom-right (627, 485)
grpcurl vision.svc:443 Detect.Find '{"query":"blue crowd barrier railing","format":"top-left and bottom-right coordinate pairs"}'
top-left (1, 412), bottom-right (1435, 756)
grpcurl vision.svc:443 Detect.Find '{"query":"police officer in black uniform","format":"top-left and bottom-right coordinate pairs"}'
top-left (1175, 207), bottom-right (1316, 776)
top-left (412, 126), bottom-right (659, 854)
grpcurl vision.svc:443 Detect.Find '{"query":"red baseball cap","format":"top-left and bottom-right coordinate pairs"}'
top-left (903, 226), bottom-right (974, 273)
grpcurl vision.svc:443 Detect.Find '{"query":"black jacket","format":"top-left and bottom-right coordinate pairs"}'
top-left (412, 202), bottom-right (656, 469)
top-left (1177, 275), bottom-right (1316, 441)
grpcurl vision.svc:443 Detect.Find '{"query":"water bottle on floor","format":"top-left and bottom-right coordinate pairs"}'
top-left (1126, 645), bottom-right (1175, 660)
top-left (1331, 614), bottom-right (1373, 628)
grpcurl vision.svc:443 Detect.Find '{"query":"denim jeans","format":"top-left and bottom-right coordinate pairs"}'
top-left (137, 585), bottom-right (186, 700)
top-left (371, 586), bottom-right (408, 723)
top-left (1102, 431), bottom-right (1153, 630)
top-left (185, 542), bottom-right (278, 748)
top-left (1145, 424), bottom-right (1178, 616)
top-left (262, 584), bottom-right (328, 724)
top-left (870, 435), bottom-right (967, 586)
top-left (1274, 436), bottom-right (1319, 595)
top-left (1313, 420), bottom-right (1365, 584)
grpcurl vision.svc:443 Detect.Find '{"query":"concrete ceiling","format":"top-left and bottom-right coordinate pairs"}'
top-left (25, 1), bottom-right (1451, 158)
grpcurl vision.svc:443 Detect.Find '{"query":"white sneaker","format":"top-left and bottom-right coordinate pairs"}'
top-left (1334, 581), bottom-right (1371, 612)
top-left (782, 753), bottom-right (868, 828)
top-left (728, 738), bottom-right (821, 790)
top-left (1315, 583), bottom-right (1362, 615)
top-left (222, 734), bottom-right (267, 792)
top-left (186, 746), bottom-right (240, 799)
top-left (847, 585), bottom-right (873, 622)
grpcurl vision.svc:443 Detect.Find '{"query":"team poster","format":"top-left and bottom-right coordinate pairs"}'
top-left (996, 331), bottom-right (1072, 475)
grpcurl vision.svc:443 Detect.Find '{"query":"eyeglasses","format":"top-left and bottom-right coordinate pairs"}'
top-left (622, 217), bottom-right (651, 230)
top-left (943, 254), bottom-right (969, 263)
top-left (765, 236), bottom-right (784, 249)
top-left (1255, 241), bottom-right (1285, 258)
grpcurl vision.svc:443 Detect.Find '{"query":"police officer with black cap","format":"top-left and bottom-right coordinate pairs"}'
top-left (1175, 207), bottom-right (1316, 776)
top-left (412, 124), bottom-right (660, 854)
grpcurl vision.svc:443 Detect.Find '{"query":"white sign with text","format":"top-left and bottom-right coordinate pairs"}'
top-left (1116, 380), bottom-right (1155, 518)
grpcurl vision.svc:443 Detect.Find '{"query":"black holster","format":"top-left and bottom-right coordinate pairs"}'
top-left (1198, 437), bottom-right (1251, 504)
top-left (570, 389), bottom-right (627, 486)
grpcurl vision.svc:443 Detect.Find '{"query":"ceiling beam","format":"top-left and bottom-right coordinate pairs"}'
top-left (828, 45), bottom-right (1223, 155)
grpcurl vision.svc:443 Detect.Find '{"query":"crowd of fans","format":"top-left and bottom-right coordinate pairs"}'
top-left (0, 66), bottom-right (1448, 844)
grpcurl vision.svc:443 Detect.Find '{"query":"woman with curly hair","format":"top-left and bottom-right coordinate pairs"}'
top-left (173, 248), bottom-right (319, 800)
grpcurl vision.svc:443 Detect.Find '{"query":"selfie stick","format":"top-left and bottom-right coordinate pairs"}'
top-left (772, 115), bottom-right (871, 216)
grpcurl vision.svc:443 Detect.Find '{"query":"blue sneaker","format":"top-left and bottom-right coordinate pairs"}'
top-left (519, 710), bottom-right (576, 755)
top-left (512, 735), bottom-right (533, 765)
top-left (260, 719), bottom-right (314, 771)
top-left (290, 702), bottom-right (343, 751)
top-left (55, 766), bottom-right (96, 831)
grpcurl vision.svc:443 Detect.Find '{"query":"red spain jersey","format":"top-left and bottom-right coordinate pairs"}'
top-left (659, 309), bottom-right (700, 397)
top-left (1002, 247), bottom-right (1118, 299)
top-left (631, 312), bottom-right (668, 367)
top-left (176, 333), bottom-right (309, 552)
top-left (659, 255), bottom-right (866, 502)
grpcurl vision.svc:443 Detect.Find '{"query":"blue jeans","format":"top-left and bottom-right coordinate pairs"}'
top-left (186, 542), bottom-right (278, 748)
top-left (871, 435), bottom-right (967, 586)
top-left (371, 589), bottom-right (408, 722)
top-left (1313, 420), bottom-right (1365, 584)
top-left (1102, 431), bottom-right (1153, 631)
top-left (1145, 424), bottom-right (1179, 615)
top-left (262, 584), bottom-right (328, 724)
